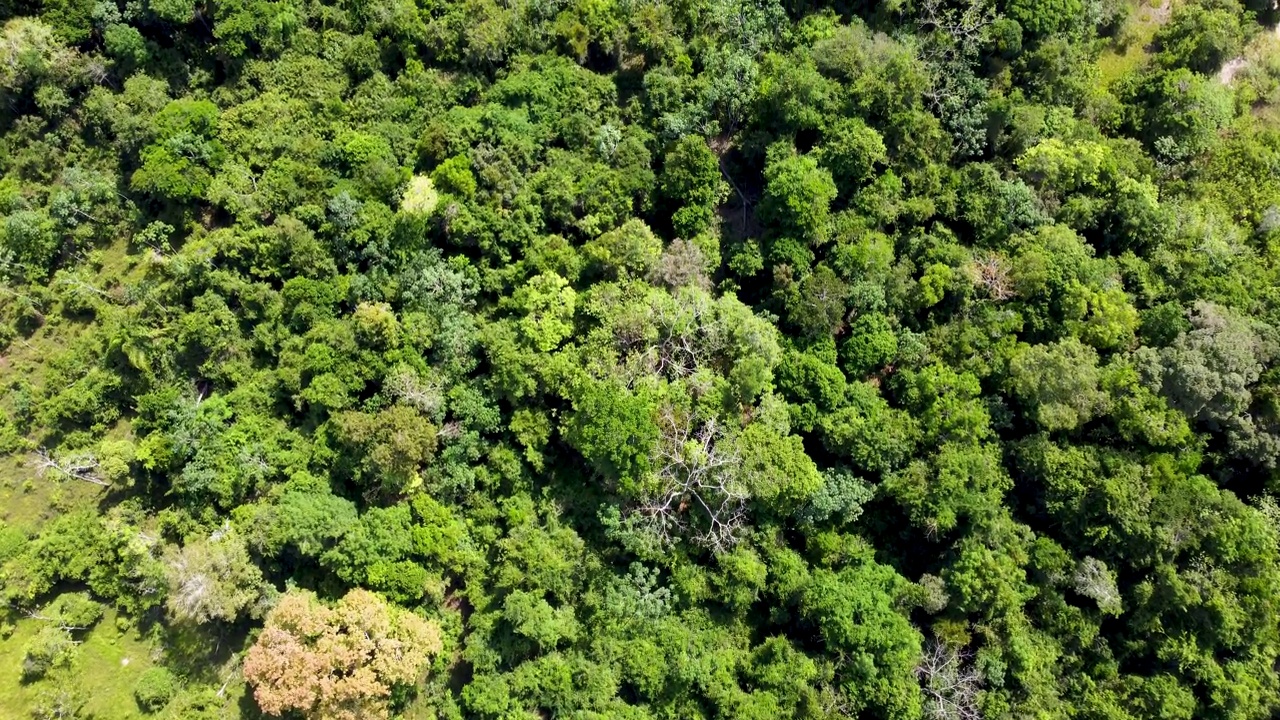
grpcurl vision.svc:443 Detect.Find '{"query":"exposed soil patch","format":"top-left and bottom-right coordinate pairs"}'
top-left (1217, 24), bottom-right (1280, 85)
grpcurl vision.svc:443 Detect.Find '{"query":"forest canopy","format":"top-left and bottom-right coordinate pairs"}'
top-left (2, 0), bottom-right (1280, 718)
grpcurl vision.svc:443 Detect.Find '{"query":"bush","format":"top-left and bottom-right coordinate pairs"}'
top-left (39, 592), bottom-right (104, 631)
top-left (21, 627), bottom-right (76, 680)
top-left (0, 520), bottom-right (27, 563)
top-left (134, 667), bottom-right (178, 713)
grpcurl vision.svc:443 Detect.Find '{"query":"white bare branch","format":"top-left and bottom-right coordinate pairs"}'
top-left (22, 609), bottom-right (88, 636)
top-left (631, 408), bottom-right (747, 553)
top-left (31, 448), bottom-right (110, 487)
top-left (966, 253), bottom-right (1015, 301)
top-left (916, 641), bottom-right (983, 720)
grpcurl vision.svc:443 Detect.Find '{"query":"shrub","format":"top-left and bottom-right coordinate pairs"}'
top-left (134, 667), bottom-right (178, 713)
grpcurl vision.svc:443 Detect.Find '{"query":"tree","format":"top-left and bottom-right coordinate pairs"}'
top-left (734, 422), bottom-right (824, 513)
top-left (801, 557), bottom-right (923, 719)
top-left (20, 593), bottom-right (102, 680)
top-left (247, 486), bottom-right (359, 559)
top-left (1136, 302), bottom-right (1280, 465)
top-left (843, 313), bottom-right (899, 377)
top-left (1155, 3), bottom-right (1245, 74)
top-left (651, 237), bottom-right (712, 290)
top-left (330, 406), bottom-right (439, 495)
top-left (759, 145), bottom-right (837, 248)
top-left (819, 381), bottom-right (921, 474)
top-left (784, 264), bottom-right (849, 338)
top-left (1066, 284), bottom-right (1139, 351)
top-left (1007, 338), bottom-right (1109, 432)
top-left (660, 136), bottom-right (727, 238)
top-left (131, 99), bottom-right (225, 203)
top-left (2, 209), bottom-right (57, 279)
top-left (885, 442), bottom-right (1011, 535)
top-left (796, 468), bottom-right (875, 526)
top-left (1119, 68), bottom-right (1233, 163)
top-left (1004, 0), bottom-right (1082, 37)
top-left (0, 18), bottom-right (72, 93)
top-left (103, 23), bottom-right (150, 70)
top-left (564, 378), bottom-right (660, 487)
top-left (243, 588), bottom-right (443, 720)
top-left (30, 681), bottom-right (86, 720)
top-left (503, 589), bottom-right (580, 652)
top-left (583, 218), bottom-right (663, 279)
top-left (517, 272), bottom-right (577, 352)
top-left (816, 117), bottom-right (887, 195)
top-left (321, 504), bottom-right (428, 603)
top-left (163, 526), bottom-right (269, 625)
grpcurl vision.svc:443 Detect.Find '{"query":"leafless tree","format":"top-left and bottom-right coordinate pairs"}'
top-left (385, 366), bottom-right (444, 417)
top-left (625, 290), bottom-right (734, 384)
top-left (813, 684), bottom-right (855, 718)
top-left (31, 448), bottom-right (110, 487)
top-left (437, 421), bottom-right (464, 440)
top-left (917, 573), bottom-right (950, 614)
top-left (915, 0), bottom-right (995, 139)
top-left (650, 298), bottom-right (720, 379)
top-left (633, 407), bottom-right (747, 553)
top-left (164, 527), bottom-right (267, 625)
top-left (236, 448), bottom-right (272, 478)
top-left (83, 57), bottom-right (110, 86)
top-left (916, 641), bottom-right (983, 720)
top-left (916, 0), bottom-right (995, 60)
top-left (650, 238), bottom-right (711, 291)
top-left (30, 682), bottom-right (86, 720)
top-left (1073, 557), bottom-right (1122, 615)
top-left (966, 253), bottom-right (1015, 301)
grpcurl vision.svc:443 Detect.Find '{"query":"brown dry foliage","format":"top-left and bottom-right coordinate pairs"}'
top-left (243, 588), bottom-right (443, 720)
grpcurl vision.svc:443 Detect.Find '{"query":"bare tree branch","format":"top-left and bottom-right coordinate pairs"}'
top-left (632, 408), bottom-right (748, 553)
top-left (916, 641), bottom-right (983, 720)
top-left (31, 448), bottom-right (110, 487)
top-left (23, 610), bottom-right (88, 635)
top-left (966, 253), bottom-right (1015, 301)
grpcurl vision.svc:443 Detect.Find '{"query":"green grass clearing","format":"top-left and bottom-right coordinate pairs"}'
top-left (1098, 0), bottom-right (1177, 86)
top-left (0, 608), bottom-right (157, 719)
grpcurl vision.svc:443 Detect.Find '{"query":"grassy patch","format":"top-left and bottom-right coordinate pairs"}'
top-left (1098, 0), bottom-right (1177, 86)
top-left (0, 608), bottom-right (254, 719)
top-left (0, 453), bottom-right (107, 531)
top-left (0, 608), bottom-right (157, 719)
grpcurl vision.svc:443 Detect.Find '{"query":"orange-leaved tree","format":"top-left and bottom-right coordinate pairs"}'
top-left (243, 588), bottom-right (442, 720)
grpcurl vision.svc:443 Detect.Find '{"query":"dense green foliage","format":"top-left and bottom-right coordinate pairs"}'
top-left (2, 0), bottom-right (1280, 718)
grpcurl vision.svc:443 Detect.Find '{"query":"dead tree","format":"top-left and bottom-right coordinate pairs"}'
top-left (1073, 557), bottom-right (1122, 615)
top-left (637, 291), bottom-right (730, 381)
top-left (634, 408), bottom-right (747, 553)
top-left (966, 253), bottom-right (1015, 301)
top-left (385, 366), bottom-right (444, 417)
top-left (31, 448), bottom-right (110, 487)
top-left (916, 0), bottom-right (995, 60)
top-left (916, 641), bottom-right (983, 720)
